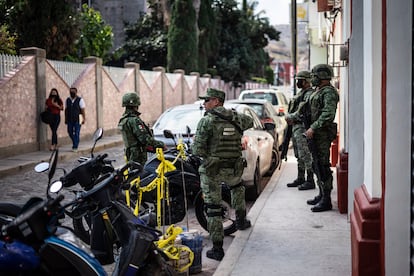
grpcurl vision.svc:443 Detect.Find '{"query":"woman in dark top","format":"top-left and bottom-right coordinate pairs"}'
top-left (45, 88), bottom-right (64, 150)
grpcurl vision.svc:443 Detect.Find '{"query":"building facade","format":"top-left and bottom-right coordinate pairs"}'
top-left (307, 0), bottom-right (412, 274)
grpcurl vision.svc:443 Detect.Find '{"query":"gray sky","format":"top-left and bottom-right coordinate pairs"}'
top-left (256, 0), bottom-right (290, 25)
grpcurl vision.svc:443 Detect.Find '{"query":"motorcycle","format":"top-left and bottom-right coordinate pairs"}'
top-left (0, 149), bottom-right (174, 275)
top-left (68, 128), bottom-right (237, 251)
top-left (127, 128), bottom-right (237, 236)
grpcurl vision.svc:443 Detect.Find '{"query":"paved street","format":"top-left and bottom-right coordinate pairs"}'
top-left (0, 144), bottom-right (268, 275)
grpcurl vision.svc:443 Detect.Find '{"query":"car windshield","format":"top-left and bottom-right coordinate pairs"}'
top-left (152, 106), bottom-right (205, 135)
top-left (241, 92), bottom-right (279, 105)
top-left (243, 103), bottom-right (264, 118)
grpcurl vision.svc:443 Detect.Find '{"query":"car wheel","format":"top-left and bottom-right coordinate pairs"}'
top-left (265, 147), bottom-right (279, 176)
top-left (194, 190), bottom-right (237, 236)
top-left (246, 159), bottom-right (262, 201)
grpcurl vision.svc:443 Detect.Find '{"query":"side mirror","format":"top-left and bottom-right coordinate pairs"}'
top-left (91, 128), bottom-right (104, 157)
top-left (49, 181), bottom-right (63, 194)
top-left (163, 129), bottom-right (174, 139)
top-left (35, 162), bottom-right (49, 173)
top-left (92, 128), bottom-right (103, 142)
top-left (264, 122), bottom-right (276, 131)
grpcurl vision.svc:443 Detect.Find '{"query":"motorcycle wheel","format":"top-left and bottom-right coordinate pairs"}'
top-left (0, 203), bottom-right (21, 228)
top-left (194, 189), bottom-right (237, 236)
top-left (72, 214), bottom-right (92, 244)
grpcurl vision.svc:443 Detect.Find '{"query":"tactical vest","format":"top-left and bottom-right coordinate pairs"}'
top-left (310, 85), bottom-right (337, 123)
top-left (208, 112), bottom-right (242, 159)
top-left (66, 97), bottom-right (81, 123)
top-left (118, 114), bottom-right (138, 148)
top-left (288, 87), bottom-right (312, 113)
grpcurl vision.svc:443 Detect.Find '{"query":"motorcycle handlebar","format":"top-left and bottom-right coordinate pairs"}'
top-left (75, 161), bottom-right (139, 200)
top-left (2, 195), bottom-right (65, 236)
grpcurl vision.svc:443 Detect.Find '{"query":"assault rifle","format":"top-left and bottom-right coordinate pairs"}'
top-left (279, 124), bottom-right (292, 161)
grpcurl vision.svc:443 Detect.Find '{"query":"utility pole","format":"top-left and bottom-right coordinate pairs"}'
top-left (291, 0), bottom-right (297, 96)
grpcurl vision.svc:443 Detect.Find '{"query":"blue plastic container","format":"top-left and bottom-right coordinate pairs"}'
top-left (181, 231), bottom-right (203, 274)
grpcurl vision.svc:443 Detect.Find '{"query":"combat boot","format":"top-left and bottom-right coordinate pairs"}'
top-left (311, 189), bottom-right (332, 212)
top-left (287, 178), bottom-right (305, 188)
top-left (236, 210), bottom-right (251, 230)
top-left (298, 173), bottom-right (315, 190)
top-left (206, 241), bottom-right (224, 261)
top-left (287, 168), bottom-right (305, 187)
top-left (307, 188), bottom-right (322, 205)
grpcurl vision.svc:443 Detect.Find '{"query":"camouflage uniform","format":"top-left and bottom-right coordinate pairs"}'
top-left (285, 86), bottom-right (314, 188)
top-left (118, 92), bottom-right (164, 165)
top-left (308, 85), bottom-right (339, 191)
top-left (192, 88), bottom-right (253, 260)
top-left (305, 64), bottom-right (339, 212)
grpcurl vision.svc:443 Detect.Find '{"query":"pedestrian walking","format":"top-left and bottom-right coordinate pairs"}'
top-left (64, 87), bottom-right (86, 152)
top-left (303, 64), bottom-right (339, 212)
top-left (285, 71), bottom-right (315, 190)
top-left (118, 92), bottom-right (165, 165)
top-left (45, 88), bottom-right (64, 151)
top-left (192, 88), bottom-right (253, 261)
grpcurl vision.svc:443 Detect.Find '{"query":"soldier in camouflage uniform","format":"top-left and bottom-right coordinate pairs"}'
top-left (303, 64), bottom-right (339, 212)
top-left (285, 71), bottom-right (315, 190)
top-left (118, 92), bottom-right (165, 165)
top-left (192, 88), bottom-right (253, 261)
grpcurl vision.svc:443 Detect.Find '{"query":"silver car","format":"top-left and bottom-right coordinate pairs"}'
top-left (226, 99), bottom-right (287, 149)
top-left (238, 88), bottom-right (289, 116)
top-left (152, 103), bottom-right (278, 199)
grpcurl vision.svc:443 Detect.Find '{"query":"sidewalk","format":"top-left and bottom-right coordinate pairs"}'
top-left (0, 134), bottom-right (124, 178)
top-left (214, 155), bottom-right (351, 276)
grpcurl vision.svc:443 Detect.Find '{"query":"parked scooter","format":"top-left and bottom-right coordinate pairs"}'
top-left (0, 149), bottom-right (174, 275)
top-left (0, 142), bottom-right (184, 275)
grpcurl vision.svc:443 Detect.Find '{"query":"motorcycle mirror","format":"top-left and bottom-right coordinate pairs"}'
top-left (186, 126), bottom-right (191, 137)
top-left (163, 129), bottom-right (177, 147)
top-left (49, 181), bottom-right (63, 193)
top-left (90, 128), bottom-right (104, 157)
top-left (163, 129), bottom-right (174, 139)
top-left (92, 128), bottom-right (104, 142)
top-left (35, 162), bottom-right (49, 173)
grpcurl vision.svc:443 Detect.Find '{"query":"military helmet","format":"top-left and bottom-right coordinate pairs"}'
top-left (122, 92), bottom-right (140, 107)
top-left (295, 71), bottom-right (311, 82)
top-left (311, 64), bottom-right (334, 80)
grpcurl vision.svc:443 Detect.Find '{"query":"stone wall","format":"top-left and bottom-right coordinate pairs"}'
top-left (0, 47), bottom-right (267, 158)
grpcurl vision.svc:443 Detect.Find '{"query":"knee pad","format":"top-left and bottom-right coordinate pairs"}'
top-left (205, 203), bottom-right (222, 217)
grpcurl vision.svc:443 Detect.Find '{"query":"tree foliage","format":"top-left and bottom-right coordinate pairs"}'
top-left (2, 0), bottom-right (79, 60)
top-left (120, 2), bottom-right (168, 69)
top-left (211, 0), bottom-right (280, 83)
top-left (0, 24), bottom-right (17, 55)
top-left (197, 0), bottom-right (218, 75)
top-left (66, 4), bottom-right (113, 63)
top-left (0, 0), bottom-right (280, 85)
top-left (167, 0), bottom-right (198, 73)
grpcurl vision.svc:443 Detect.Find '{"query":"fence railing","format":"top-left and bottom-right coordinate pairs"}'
top-left (103, 66), bottom-right (131, 87)
top-left (0, 54), bottom-right (23, 79)
top-left (48, 59), bottom-right (89, 87)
